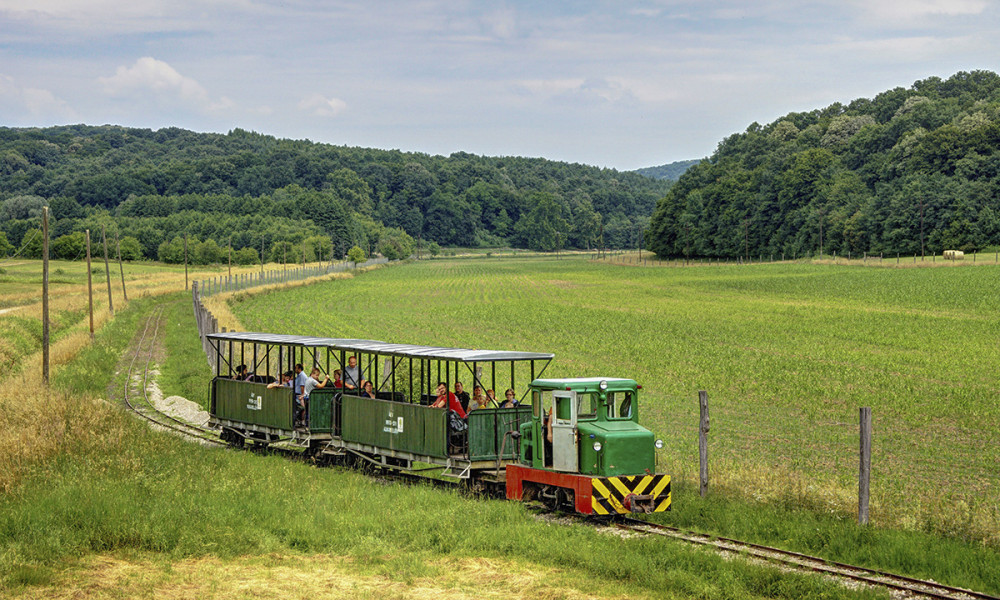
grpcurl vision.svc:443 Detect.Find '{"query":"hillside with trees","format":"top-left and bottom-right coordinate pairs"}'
top-left (0, 125), bottom-right (670, 262)
top-left (647, 70), bottom-right (1000, 259)
top-left (634, 159), bottom-right (700, 181)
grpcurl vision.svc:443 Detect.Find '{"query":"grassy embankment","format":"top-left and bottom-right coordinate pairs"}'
top-left (230, 256), bottom-right (1000, 591)
top-left (0, 267), bottom-right (891, 599)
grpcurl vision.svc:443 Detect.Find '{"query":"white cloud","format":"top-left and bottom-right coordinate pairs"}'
top-left (0, 73), bottom-right (76, 119)
top-left (98, 57), bottom-right (234, 114)
top-left (482, 7), bottom-right (516, 39)
top-left (0, 0), bottom-right (259, 32)
top-left (853, 0), bottom-right (987, 20)
top-left (297, 93), bottom-right (347, 117)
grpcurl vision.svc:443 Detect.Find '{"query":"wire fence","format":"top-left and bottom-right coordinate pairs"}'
top-left (655, 391), bottom-right (1000, 543)
top-left (594, 248), bottom-right (1000, 267)
top-left (192, 257), bottom-right (388, 368)
top-left (197, 257), bottom-right (388, 298)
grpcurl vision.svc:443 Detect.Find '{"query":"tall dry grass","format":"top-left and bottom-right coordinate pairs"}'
top-left (0, 372), bottom-right (126, 494)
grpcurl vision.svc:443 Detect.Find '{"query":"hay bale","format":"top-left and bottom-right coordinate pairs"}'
top-left (943, 250), bottom-right (965, 260)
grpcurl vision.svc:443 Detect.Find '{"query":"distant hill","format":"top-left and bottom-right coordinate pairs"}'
top-left (634, 159), bottom-right (701, 181)
top-left (0, 125), bottom-right (673, 258)
top-left (648, 70), bottom-right (1000, 259)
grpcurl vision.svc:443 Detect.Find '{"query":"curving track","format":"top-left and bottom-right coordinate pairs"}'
top-left (614, 518), bottom-right (998, 600)
top-left (122, 307), bottom-right (227, 446)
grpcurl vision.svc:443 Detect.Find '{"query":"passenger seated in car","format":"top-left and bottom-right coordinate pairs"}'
top-left (235, 364), bottom-right (252, 380)
top-left (361, 380), bottom-right (376, 398)
top-left (301, 368), bottom-right (329, 399)
top-left (267, 371), bottom-right (294, 389)
top-left (499, 388), bottom-right (518, 408)
top-left (454, 381), bottom-right (471, 412)
top-left (431, 382), bottom-right (467, 418)
top-left (343, 355), bottom-right (365, 390)
top-left (469, 385), bottom-right (497, 410)
top-left (332, 369), bottom-right (343, 388)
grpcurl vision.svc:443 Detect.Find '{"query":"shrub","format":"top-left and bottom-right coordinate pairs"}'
top-left (347, 245), bottom-right (365, 263)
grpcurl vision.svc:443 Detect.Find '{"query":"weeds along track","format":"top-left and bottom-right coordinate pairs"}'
top-left (123, 307), bottom-right (227, 446)
top-left (613, 518), bottom-right (998, 600)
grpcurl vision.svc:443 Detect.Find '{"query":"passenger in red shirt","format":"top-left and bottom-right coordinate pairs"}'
top-left (431, 382), bottom-right (467, 418)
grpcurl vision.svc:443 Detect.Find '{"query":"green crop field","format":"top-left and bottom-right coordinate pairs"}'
top-left (232, 257), bottom-right (1000, 544)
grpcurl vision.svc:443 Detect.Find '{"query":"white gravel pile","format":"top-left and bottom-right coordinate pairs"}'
top-left (146, 368), bottom-right (211, 427)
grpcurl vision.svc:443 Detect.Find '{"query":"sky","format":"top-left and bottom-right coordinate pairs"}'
top-left (0, 1), bottom-right (997, 171)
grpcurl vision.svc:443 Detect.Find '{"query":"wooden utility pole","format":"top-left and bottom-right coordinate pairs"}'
top-left (228, 236), bottom-right (232, 278)
top-left (819, 211), bottom-right (824, 257)
top-left (101, 224), bottom-right (114, 315)
top-left (115, 230), bottom-right (127, 302)
top-left (859, 407), bottom-right (872, 525)
top-left (698, 390), bottom-right (710, 497)
top-left (920, 200), bottom-right (925, 260)
top-left (42, 207), bottom-right (50, 385)
top-left (183, 235), bottom-right (189, 291)
top-left (85, 230), bottom-right (94, 341)
top-left (743, 218), bottom-right (750, 263)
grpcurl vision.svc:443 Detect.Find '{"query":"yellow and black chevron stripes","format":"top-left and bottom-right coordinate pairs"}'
top-left (591, 474), bottom-right (671, 515)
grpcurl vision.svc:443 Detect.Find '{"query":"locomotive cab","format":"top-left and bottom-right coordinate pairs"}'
top-left (510, 377), bottom-right (670, 514)
top-left (520, 378), bottom-right (660, 476)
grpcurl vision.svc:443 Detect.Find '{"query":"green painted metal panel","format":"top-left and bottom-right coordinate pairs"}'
top-left (214, 378), bottom-right (293, 430)
top-left (468, 407), bottom-right (532, 461)
top-left (341, 395), bottom-right (449, 458)
top-left (308, 389), bottom-right (336, 433)
top-left (422, 405), bottom-right (448, 458)
top-left (468, 410), bottom-right (495, 460)
top-left (578, 421), bottom-right (654, 476)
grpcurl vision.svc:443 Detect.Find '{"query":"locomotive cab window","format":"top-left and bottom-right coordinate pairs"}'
top-left (577, 393), bottom-right (599, 419)
top-left (606, 391), bottom-right (634, 420)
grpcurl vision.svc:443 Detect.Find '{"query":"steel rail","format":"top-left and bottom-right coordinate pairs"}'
top-left (616, 518), bottom-right (998, 600)
top-left (122, 307), bottom-right (227, 446)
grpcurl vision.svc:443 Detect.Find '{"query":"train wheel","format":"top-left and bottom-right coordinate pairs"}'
top-left (222, 428), bottom-right (245, 449)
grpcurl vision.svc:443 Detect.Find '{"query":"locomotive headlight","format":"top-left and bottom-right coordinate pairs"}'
top-left (593, 441), bottom-right (603, 452)
top-left (599, 380), bottom-right (608, 391)
top-left (654, 439), bottom-right (664, 449)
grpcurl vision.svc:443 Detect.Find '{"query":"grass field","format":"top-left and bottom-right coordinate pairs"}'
top-left (4, 256), bottom-right (998, 597)
top-left (0, 290), bottom-right (892, 600)
top-left (231, 256), bottom-right (1000, 545)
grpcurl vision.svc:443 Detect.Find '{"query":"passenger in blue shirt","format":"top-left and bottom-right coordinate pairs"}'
top-left (293, 363), bottom-right (310, 427)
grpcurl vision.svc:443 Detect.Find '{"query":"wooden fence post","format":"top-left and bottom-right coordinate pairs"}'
top-left (859, 406), bottom-right (872, 525)
top-left (42, 207), bottom-right (50, 385)
top-left (699, 390), bottom-right (710, 497)
top-left (86, 229), bottom-right (94, 341)
top-left (115, 230), bottom-right (128, 302)
top-left (101, 225), bottom-right (114, 315)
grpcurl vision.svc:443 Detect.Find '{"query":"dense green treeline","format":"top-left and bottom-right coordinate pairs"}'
top-left (648, 70), bottom-right (1000, 259)
top-left (634, 159), bottom-right (701, 181)
top-left (0, 125), bottom-right (670, 259)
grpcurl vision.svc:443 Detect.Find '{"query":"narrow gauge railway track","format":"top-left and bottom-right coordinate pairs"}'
top-left (122, 308), bottom-right (227, 446)
top-left (614, 518), bottom-right (997, 600)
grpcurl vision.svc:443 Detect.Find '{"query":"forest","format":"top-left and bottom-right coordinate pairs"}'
top-left (647, 70), bottom-right (1000, 259)
top-left (0, 125), bottom-right (671, 262)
